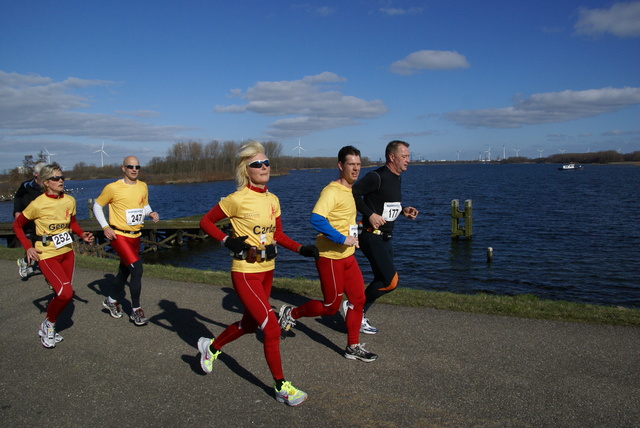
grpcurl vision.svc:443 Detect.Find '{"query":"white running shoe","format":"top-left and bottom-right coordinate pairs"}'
top-left (130, 308), bottom-right (148, 326)
top-left (17, 257), bottom-right (29, 278)
top-left (197, 337), bottom-right (220, 374)
top-left (345, 343), bottom-right (378, 362)
top-left (102, 297), bottom-right (123, 318)
top-left (342, 300), bottom-right (350, 318)
top-left (278, 305), bottom-right (296, 331)
top-left (38, 319), bottom-right (57, 348)
top-left (360, 315), bottom-right (378, 335)
top-left (274, 381), bottom-right (307, 406)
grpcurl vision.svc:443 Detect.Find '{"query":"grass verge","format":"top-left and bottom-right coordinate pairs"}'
top-left (2, 246), bottom-right (638, 327)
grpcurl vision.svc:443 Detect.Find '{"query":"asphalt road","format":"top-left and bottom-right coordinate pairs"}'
top-left (1, 259), bottom-right (638, 427)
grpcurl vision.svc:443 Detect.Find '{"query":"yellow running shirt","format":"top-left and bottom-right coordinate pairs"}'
top-left (219, 186), bottom-right (281, 273)
top-left (22, 193), bottom-right (77, 260)
top-left (95, 179), bottom-right (149, 237)
top-left (312, 181), bottom-right (356, 260)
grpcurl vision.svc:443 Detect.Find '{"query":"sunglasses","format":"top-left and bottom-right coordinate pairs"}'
top-left (248, 159), bottom-right (270, 169)
top-left (124, 165), bottom-right (141, 170)
top-left (48, 176), bottom-right (65, 182)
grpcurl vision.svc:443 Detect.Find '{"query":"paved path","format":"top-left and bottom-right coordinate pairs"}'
top-left (0, 259), bottom-right (638, 427)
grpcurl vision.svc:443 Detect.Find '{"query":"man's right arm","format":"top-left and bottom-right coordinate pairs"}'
top-left (92, 201), bottom-right (117, 240)
top-left (310, 213), bottom-right (345, 245)
top-left (352, 172), bottom-right (378, 218)
top-left (13, 182), bottom-right (27, 217)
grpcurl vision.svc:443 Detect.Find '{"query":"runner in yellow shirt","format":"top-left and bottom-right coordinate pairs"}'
top-left (13, 163), bottom-right (94, 348)
top-left (93, 156), bottom-right (159, 326)
top-left (197, 141), bottom-right (318, 406)
top-left (278, 146), bottom-right (377, 362)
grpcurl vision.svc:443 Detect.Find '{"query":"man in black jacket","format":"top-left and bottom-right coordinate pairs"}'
top-left (13, 162), bottom-right (46, 277)
top-left (347, 141), bottom-right (419, 334)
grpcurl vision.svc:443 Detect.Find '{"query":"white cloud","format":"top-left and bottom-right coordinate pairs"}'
top-left (115, 110), bottom-right (160, 118)
top-left (575, 1), bottom-right (640, 38)
top-left (445, 87), bottom-right (640, 128)
top-left (0, 70), bottom-right (189, 141)
top-left (379, 7), bottom-right (423, 16)
top-left (292, 4), bottom-right (335, 17)
top-left (315, 6), bottom-right (335, 17)
top-left (382, 130), bottom-right (440, 139)
top-left (214, 72), bottom-right (388, 138)
top-left (602, 129), bottom-right (640, 136)
top-left (390, 50), bottom-right (470, 75)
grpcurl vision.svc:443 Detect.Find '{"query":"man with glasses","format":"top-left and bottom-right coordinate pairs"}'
top-left (93, 156), bottom-right (159, 326)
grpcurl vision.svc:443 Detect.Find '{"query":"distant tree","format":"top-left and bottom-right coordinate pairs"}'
top-left (623, 151), bottom-right (640, 162)
top-left (73, 162), bottom-right (87, 173)
top-left (263, 141), bottom-right (282, 159)
top-left (204, 140), bottom-right (221, 172)
top-left (21, 155), bottom-right (35, 176)
top-left (220, 141), bottom-right (237, 174)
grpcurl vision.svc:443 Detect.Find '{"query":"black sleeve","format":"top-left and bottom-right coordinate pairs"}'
top-left (13, 182), bottom-right (28, 215)
top-left (352, 171), bottom-right (379, 219)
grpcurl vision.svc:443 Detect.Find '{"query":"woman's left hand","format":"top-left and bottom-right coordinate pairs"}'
top-left (82, 232), bottom-right (95, 244)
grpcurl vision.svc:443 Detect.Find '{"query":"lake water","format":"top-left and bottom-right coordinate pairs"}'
top-left (3, 163), bottom-right (639, 308)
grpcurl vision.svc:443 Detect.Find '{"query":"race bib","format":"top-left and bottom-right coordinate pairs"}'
top-left (349, 224), bottom-right (358, 238)
top-left (382, 202), bottom-right (402, 222)
top-left (52, 231), bottom-right (73, 249)
top-left (125, 208), bottom-right (144, 226)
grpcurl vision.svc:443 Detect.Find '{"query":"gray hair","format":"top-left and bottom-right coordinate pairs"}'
top-left (33, 162), bottom-right (46, 176)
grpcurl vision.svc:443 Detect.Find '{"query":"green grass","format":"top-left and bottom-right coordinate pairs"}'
top-left (2, 246), bottom-right (639, 327)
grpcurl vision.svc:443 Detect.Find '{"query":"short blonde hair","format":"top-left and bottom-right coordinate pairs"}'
top-left (39, 163), bottom-right (62, 191)
top-left (235, 141), bottom-right (266, 190)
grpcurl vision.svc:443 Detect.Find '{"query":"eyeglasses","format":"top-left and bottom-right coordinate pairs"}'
top-left (248, 159), bottom-right (270, 169)
top-left (48, 176), bottom-right (65, 182)
top-left (124, 165), bottom-right (141, 170)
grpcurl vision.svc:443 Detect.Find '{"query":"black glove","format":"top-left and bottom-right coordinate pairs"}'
top-left (224, 236), bottom-right (250, 254)
top-left (299, 245), bottom-right (319, 259)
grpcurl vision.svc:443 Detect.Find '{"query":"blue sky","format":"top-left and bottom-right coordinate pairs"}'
top-left (1, 0), bottom-right (639, 171)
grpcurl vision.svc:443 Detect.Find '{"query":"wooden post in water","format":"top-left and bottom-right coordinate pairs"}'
top-left (451, 199), bottom-right (473, 239)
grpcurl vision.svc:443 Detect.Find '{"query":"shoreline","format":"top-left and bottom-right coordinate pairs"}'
top-left (2, 246), bottom-right (638, 327)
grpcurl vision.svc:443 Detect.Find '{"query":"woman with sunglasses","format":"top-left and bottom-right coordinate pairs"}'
top-left (13, 163), bottom-right (94, 348)
top-left (197, 141), bottom-right (318, 406)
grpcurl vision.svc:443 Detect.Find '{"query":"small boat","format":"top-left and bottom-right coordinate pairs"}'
top-left (558, 163), bottom-right (583, 171)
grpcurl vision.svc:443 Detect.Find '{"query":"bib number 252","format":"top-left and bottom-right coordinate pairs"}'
top-left (52, 231), bottom-right (73, 249)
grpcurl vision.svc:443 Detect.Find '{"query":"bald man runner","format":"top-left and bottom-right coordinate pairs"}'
top-left (93, 156), bottom-right (159, 326)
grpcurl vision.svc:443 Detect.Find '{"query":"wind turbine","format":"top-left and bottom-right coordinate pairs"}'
top-left (537, 149), bottom-right (544, 158)
top-left (456, 150), bottom-right (460, 161)
top-left (512, 148), bottom-right (521, 157)
top-left (502, 145), bottom-right (506, 160)
top-left (485, 147), bottom-right (491, 162)
top-left (292, 139), bottom-right (305, 157)
top-left (43, 147), bottom-right (55, 164)
top-left (558, 148), bottom-right (566, 154)
top-left (94, 141), bottom-right (109, 167)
